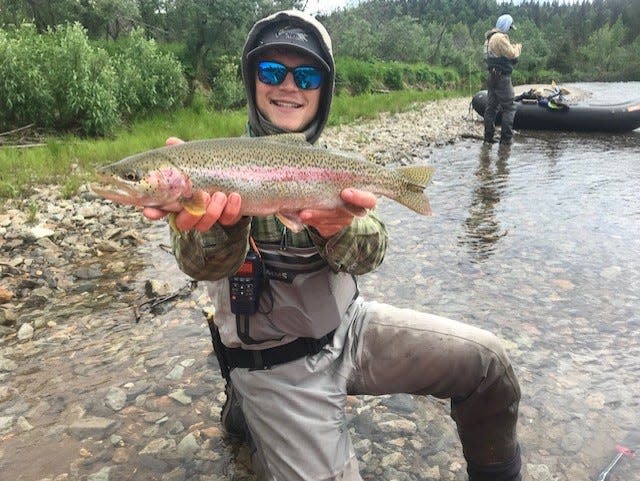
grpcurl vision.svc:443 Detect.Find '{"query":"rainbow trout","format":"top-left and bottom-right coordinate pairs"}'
top-left (92, 133), bottom-right (435, 232)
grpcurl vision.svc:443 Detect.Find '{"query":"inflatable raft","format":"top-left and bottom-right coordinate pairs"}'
top-left (472, 89), bottom-right (640, 133)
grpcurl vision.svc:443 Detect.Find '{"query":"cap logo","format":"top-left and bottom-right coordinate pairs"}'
top-left (275, 27), bottom-right (309, 43)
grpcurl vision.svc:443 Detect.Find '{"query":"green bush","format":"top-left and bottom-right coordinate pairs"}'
top-left (0, 23), bottom-right (119, 136)
top-left (109, 29), bottom-right (188, 118)
top-left (210, 56), bottom-right (246, 110)
top-left (45, 23), bottom-right (119, 136)
top-left (0, 25), bottom-right (54, 131)
top-left (0, 23), bottom-right (188, 136)
top-left (334, 57), bottom-right (461, 95)
top-left (382, 64), bottom-right (404, 91)
top-left (335, 58), bottom-right (375, 94)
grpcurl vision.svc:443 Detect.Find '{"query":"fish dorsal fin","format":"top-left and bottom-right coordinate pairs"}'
top-left (262, 133), bottom-right (309, 145)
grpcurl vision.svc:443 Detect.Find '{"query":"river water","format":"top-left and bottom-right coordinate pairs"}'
top-left (1, 83), bottom-right (639, 480)
top-left (366, 129), bottom-right (640, 479)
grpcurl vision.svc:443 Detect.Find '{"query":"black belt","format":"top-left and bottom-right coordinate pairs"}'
top-left (223, 330), bottom-right (335, 370)
top-left (489, 68), bottom-right (508, 78)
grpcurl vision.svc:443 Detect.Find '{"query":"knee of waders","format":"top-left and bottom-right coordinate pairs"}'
top-left (467, 444), bottom-right (522, 481)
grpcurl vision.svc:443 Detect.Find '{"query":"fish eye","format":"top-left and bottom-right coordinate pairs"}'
top-left (124, 171), bottom-right (140, 182)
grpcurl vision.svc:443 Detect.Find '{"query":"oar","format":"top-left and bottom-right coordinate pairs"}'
top-left (595, 439), bottom-right (635, 481)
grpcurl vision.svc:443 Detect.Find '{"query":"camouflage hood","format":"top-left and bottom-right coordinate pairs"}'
top-left (241, 10), bottom-right (335, 144)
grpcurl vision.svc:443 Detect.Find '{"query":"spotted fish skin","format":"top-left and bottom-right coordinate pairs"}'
top-left (92, 134), bottom-right (434, 229)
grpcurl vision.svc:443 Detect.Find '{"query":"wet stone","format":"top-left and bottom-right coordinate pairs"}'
top-left (176, 432), bottom-right (200, 459)
top-left (526, 463), bottom-right (555, 481)
top-left (161, 467), bottom-right (187, 481)
top-left (379, 393), bottom-right (416, 414)
top-left (560, 431), bottom-right (584, 453)
top-left (17, 322), bottom-right (34, 340)
top-left (0, 415), bottom-right (14, 431)
top-left (168, 389), bottom-right (192, 405)
top-left (105, 387), bottom-right (127, 411)
top-left (86, 466), bottom-right (111, 481)
top-left (165, 364), bottom-right (184, 381)
top-left (145, 279), bottom-right (173, 298)
top-left (139, 437), bottom-right (176, 455)
top-left (73, 265), bottom-right (102, 280)
top-left (16, 415), bottom-right (33, 432)
top-left (0, 287), bottom-right (13, 304)
top-left (144, 411), bottom-right (168, 423)
top-left (68, 417), bottom-right (117, 439)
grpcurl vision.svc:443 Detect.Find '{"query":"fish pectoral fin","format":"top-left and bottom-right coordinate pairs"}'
top-left (180, 191), bottom-right (209, 217)
top-left (276, 212), bottom-right (305, 233)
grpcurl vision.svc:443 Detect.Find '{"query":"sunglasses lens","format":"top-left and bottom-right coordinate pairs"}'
top-left (257, 61), bottom-right (324, 90)
top-left (294, 67), bottom-right (323, 90)
top-left (258, 61), bottom-right (287, 86)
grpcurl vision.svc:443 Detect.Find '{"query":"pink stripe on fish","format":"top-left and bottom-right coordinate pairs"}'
top-left (201, 166), bottom-right (361, 182)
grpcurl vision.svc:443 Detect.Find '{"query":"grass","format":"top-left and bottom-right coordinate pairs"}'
top-left (329, 89), bottom-right (456, 126)
top-left (0, 88), bottom-right (463, 199)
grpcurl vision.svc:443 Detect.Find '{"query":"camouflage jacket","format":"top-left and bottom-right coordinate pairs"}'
top-left (484, 29), bottom-right (522, 75)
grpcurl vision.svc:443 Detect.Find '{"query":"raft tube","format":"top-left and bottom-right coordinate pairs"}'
top-left (472, 90), bottom-right (640, 132)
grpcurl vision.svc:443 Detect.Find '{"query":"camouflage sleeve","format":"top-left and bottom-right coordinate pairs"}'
top-left (491, 34), bottom-right (521, 59)
top-left (307, 210), bottom-right (388, 275)
top-left (171, 217), bottom-right (252, 281)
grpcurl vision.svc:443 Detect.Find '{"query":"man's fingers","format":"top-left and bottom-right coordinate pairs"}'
top-left (143, 207), bottom-right (168, 220)
top-left (341, 188), bottom-right (377, 209)
top-left (193, 192), bottom-right (228, 232)
top-left (143, 188), bottom-right (242, 233)
top-left (166, 137), bottom-right (184, 146)
top-left (218, 192), bottom-right (243, 226)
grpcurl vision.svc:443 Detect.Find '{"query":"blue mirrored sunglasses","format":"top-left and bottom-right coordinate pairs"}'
top-left (257, 60), bottom-right (324, 90)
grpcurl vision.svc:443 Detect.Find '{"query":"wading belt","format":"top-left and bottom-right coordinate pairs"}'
top-left (220, 329), bottom-right (335, 371)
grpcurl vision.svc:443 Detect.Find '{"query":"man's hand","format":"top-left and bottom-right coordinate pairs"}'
top-left (299, 188), bottom-right (377, 238)
top-left (141, 137), bottom-right (243, 232)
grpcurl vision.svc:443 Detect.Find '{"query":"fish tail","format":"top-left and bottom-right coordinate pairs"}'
top-left (394, 165), bottom-right (435, 215)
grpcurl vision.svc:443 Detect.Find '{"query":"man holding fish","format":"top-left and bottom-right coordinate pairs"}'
top-left (98, 9), bottom-right (522, 481)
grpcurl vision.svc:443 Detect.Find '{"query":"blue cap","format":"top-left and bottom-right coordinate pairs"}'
top-left (496, 14), bottom-right (515, 33)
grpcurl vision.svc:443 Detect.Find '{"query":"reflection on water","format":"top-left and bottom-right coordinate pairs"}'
top-left (460, 143), bottom-right (511, 261)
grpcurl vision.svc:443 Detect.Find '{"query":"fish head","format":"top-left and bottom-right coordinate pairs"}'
top-left (92, 149), bottom-right (192, 208)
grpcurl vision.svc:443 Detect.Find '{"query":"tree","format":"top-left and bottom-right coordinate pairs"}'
top-left (325, 12), bottom-right (376, 60)
top-left (376, 15), bottom-right (427, 63)
top-left (80, 0), bottom-right (141, 39)
top-left (577, 19), bottom-right (628, 80)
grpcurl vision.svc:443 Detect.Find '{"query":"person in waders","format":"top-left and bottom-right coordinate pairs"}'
top-left (483, 14), bottom-right (522, 145)
top-left (144, 10), bottom-right (523, 481)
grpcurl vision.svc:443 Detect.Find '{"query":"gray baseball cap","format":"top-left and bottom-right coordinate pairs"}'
top-left (246, 23), bottom-right (330, 71)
